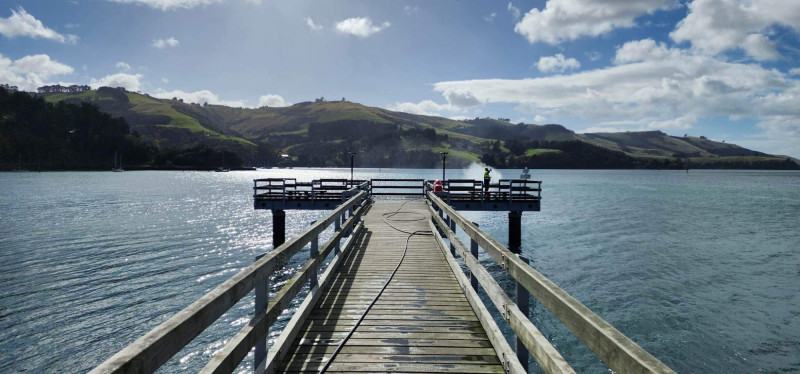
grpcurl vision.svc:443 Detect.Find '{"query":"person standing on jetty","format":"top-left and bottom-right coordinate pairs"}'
top-left (483, 167), bottom-right (492, 193)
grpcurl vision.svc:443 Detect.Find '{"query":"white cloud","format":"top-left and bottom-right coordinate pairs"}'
top-left (741, 34), bottom-right (780, 61)
top-left (586, 51), bottom-right (602, 62)
top-left (514, 0), bottom-right (676, 44)
top-left (404, 6), bottom-right (419, 15)
top-left (0, 6), bottom-right (78, 43)
top-left (537, 53), bottom-right (581, 73)
top-left (161, 77), bottom-right (169, 83)
top-left (670, 0), bottom-right (800, 61)
top-left (484, 12), bottom-right (497, 23)
top-left (648, 116), bottom-right (696, 130)
top-left (790, 68), bottom-right (800, 76)
top-left (90, 73), bottom-right (143, 91)
top-left (0, 53), bottom-right (74, 91)
top-left (257, 94), bottom-right (289, 107)
top-left (152, 88), bottom-right (248, 107)
top-left (443, 88), bottom-right (482, 108)
top-left (613, 39), bottom-right (680, 64)
top-left (107, 0), bottom-right (222, 11)
top-left (393, 89), bottom-right (485, 116)
top-left (507, 2), bottom-right (521, 20)
top-left (392, 100), bottom-right (454, 116)
top-left (335, 17), bottom-right (390, 38)
top-left (305, 17), bottom-right (323, 32)
top-left (452, 116), bottom-right (477, 121)
top-left (533, 114), bottom-right (547, 123)
top-left (116, 61), bottom-right (131, 71)
top-left (152, 37), bottom-right (179, 49)
top-left (431, 40), bottom-right (800, 154)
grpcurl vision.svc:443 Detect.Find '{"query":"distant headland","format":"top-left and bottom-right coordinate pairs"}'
top-left (1, 85), bottom-right (797, 171)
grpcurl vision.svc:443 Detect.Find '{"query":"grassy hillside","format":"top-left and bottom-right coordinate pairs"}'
top-left (36, 89), bottom-right (798, 169)
top-left (41, 89), bottom-right (255, 153)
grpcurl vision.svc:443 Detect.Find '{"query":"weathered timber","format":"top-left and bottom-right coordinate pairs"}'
top-left (274, 201), bottom-right (513, 373)
top-left (91, 191), bottom-right (367, 374)
top-left (429, 204), bottom-right (574, 374)
top-left (428, 191), bottom-right (676, 374)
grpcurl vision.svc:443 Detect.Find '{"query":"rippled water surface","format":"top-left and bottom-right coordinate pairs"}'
top-left (1, 169), bottom-right (799, 373)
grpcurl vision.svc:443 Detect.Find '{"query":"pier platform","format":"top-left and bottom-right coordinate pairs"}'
top-left (276, 200), bottom-right (503, 373)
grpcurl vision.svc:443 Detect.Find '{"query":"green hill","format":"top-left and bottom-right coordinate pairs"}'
top-left (41, 88), bottom-right (255, 152)
top-left (37, 88), bottom-right (798, 170)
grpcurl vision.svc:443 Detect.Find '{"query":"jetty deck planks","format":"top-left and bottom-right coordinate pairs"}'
top-left (276, 200), bottom-right (505, 373)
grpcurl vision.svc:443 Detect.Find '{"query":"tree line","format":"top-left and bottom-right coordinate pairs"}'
top-left (0, 87), bottom-right (241, 170)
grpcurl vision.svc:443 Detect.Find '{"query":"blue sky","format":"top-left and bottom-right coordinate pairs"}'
top-left (1, 0), bottom-right (799, 157)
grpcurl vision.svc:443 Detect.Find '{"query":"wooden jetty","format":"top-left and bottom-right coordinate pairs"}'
top-left (92, 178), bottom-right (675, 374)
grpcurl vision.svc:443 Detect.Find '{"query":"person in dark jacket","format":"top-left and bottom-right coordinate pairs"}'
top-left (483, 168), bottom-right (491, 193)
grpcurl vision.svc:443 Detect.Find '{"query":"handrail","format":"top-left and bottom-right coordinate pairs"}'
top-left (426, 191), bottom-right (675, 374)
top-left (203, 199), bottom-right (369, 373)
top-left (428, 204), bottom-right (575, 374)
top-left (91, 191), bottom-right (369, 374)
top-left (370, 178), bottom-right (425, 196)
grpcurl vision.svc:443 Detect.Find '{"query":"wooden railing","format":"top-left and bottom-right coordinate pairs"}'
top-left (426, 179), bottom-right (541, 202)
top-left (91, 190), bottom-right (370, 374)
top-left (426, 191), bottom-right (675, 374)
top-left (253, 179), bottom-right (369, 201)
top-left (369, 178), bottom-right (425, 196)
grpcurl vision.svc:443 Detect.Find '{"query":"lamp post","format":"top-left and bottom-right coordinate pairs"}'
top-left (439, 152), bottom-right (448, 181)
top-left (348, 152), bottom-right (357, 183)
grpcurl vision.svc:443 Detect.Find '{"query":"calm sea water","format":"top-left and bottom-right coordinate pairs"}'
top-left (1, 169), bottom-right (798, 373)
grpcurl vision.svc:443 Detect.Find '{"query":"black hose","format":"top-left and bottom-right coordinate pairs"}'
top-left (318, 200), bottom-right (432, 373)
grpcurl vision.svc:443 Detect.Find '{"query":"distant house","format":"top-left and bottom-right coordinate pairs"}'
top-left (1, 83), bottom-right (18, 93)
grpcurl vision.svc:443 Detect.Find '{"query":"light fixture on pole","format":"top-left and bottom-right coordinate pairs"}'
top-left (348, 152), bottom-right (357, 183)
top-left (439, 152), bottom-right (448, 181)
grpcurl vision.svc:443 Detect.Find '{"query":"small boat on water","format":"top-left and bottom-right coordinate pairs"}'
top-left (215, 152), bottom-right (229, 172)
top-left (112, 151), bottom-right (124, 172)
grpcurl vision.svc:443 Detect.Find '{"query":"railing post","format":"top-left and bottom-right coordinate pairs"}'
top-left (508, 210), bottom-right (529, 371)
top-left (309, 221), bottom-right (319, 289)
top-left (254, 254), bottom-right (269, 372)
top-left (470, 222), bottom-right (479, 291)
top-left (334, 216), bottom-right (341, 255)
top-left (448, 216), bottom-right (456, 257)
top-left (516, 254), bottom-right (531, 371)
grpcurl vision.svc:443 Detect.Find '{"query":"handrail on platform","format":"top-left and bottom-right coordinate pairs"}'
top-left (426, 191), bottom-right (675, 374)
top-left (92, 191), bottom-right (370, 374)
top-left (369, 178), bottom-right (426, 196)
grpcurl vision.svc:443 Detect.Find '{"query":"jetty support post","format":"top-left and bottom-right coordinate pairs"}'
top-left (470, 222), bottom-right (480, 291)
top-left (508, 210), bottom-right (529, 371)
top-left (272, 209), bottom-right (285, 249)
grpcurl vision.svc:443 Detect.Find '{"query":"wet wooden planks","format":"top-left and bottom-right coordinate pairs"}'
top-left (277, 200), bottom-right (504, 373)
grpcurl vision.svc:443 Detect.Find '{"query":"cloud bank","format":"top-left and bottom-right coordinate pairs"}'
top-left (0, 7), bottom-right (77, 43)
top-left (0, 53), bottom-right (74, 91)
top-left (514, 0), bottom-right (675, 44)
top-left (107, 0), bottom-right (222, 11)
